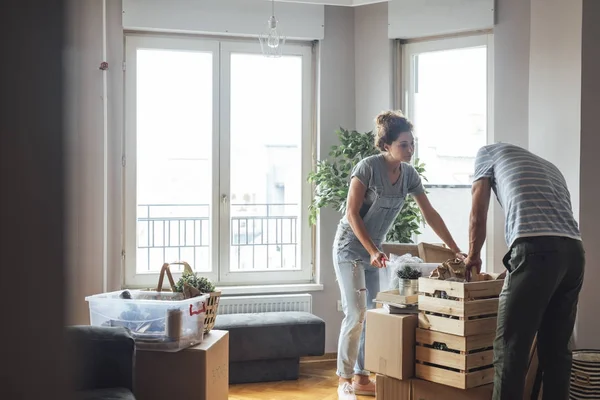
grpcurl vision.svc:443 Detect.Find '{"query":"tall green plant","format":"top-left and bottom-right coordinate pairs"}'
top-left (308, 128), bottom-right (427, 243)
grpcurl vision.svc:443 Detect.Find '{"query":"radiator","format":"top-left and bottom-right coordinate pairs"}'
top-left (217, 294), bottom-right (312, 315)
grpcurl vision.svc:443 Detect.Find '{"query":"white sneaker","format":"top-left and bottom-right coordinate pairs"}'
top-left (353, 379), bottom-right (376, 396)
top-left (338, 382), bottom-right (357, 400)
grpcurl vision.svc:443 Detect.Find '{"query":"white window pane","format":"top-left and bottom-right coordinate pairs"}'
top-left (136, 48), bottom-right (213, 274)
top-left (414, 46), bottom-right (487, 185)
top-left (228, 53), bottom-right (303, 271)
top-left (413, 45), bottom-right (487, 263)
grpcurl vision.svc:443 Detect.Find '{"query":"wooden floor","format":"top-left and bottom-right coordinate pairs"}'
top-left (228, 361), bottom-right (373, 400)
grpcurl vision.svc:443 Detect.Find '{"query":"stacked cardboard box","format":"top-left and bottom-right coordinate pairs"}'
top-left (370, 243), bottom-right (542, 399)
top-left (135, 329), bottom-right (229, 400)
top-left (376, 374), bottom-right (494, 400)
top-left (366, 307), bottom-right (495, 400)
top-left (367, 243), bottom-right (497, 399)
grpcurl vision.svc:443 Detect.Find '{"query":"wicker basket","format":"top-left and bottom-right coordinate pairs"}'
top-left (153, 261), bottom-right (221, 334)
top-left (570, 349), bottom-right (600, 400)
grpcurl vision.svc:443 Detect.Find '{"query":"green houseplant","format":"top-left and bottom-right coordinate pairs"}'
top-left (308, 128), bottom-right (427, 243)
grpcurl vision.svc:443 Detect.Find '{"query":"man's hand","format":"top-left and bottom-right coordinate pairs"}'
top-left (464, 254), bottom-right (482, 281)
top-left (370, 251), bottom-right (388, 268)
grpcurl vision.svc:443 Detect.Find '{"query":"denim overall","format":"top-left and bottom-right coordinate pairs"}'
top-left (333, 156), bottom-right (412, 379)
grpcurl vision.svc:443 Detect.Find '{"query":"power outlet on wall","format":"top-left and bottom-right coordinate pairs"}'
top-left (337, 300), bottom-right (343, 312)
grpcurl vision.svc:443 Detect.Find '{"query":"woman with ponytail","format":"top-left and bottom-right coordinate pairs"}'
top-left (334, 110), bottom-right (463, 399)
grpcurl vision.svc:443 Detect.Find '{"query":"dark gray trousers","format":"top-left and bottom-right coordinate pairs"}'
top-left (493, 236), bottom-right (585, 400)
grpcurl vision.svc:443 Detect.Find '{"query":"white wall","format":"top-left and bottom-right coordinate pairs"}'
top-left (496, 0), bottom-right (600, 349)
top-left (485, 0), bottom-right (531, 272)
top-left (528, 0), bottom-right (582, 222)
top-left (388, 0), bottom-right (494, 39)
top-left (354, 2), bottom-right (393, 133)
top-left (577, 0), bottom-right (600, 349)
top-left (313, 5), bottom-right (357, 353)
top-left (66, 0), bottom-right (110, 324)
top-left (122, 0), bottom-right (324, 40)
top-left (65, 0), bottom-right (124, 325)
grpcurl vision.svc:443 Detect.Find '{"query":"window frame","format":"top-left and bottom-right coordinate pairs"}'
top-left (218, 41), bottom-right (314, 285)
top-left (123, 34), bottom-right (314, 287)
top-left (401, 34), bottom-right (495, 268)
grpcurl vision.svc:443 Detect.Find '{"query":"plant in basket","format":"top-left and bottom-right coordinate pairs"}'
top-left (168, 262), bottom-right (221, 334)
top-left (174, 270), bottom-right (216, 298)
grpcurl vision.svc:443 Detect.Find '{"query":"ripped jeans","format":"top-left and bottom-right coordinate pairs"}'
top-left (333, 255), bottom-right (380, 379)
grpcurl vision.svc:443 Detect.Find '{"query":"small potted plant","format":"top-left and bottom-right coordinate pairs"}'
top-left (396, 264), bottom-right (422, 296)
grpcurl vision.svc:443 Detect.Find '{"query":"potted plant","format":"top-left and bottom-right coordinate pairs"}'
top-left (307, 128), bottom-right (427, 243)
top-left (396, 264), bottom-right (422, 296)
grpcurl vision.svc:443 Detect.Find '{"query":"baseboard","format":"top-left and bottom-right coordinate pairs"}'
top-left (300, 352), bottom-right (337, 363)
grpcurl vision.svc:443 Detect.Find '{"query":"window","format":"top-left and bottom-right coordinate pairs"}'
top-left (403, 34), bottom-right (493, 263)
top-left (124, 35), bottom-right (314, 287)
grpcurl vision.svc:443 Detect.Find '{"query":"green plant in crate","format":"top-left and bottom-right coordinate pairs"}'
top-left (307, 127), bottom-right (427, 243)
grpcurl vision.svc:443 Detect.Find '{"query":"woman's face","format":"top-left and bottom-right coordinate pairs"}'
top-left (384, 131), bottom-right (415, 163)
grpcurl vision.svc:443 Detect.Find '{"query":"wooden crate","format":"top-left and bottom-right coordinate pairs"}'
top-left (417, 277), bottom-right (503, 336)
top-left (416, 277), bottom-right (503, 389)
top-left (415, 328), bottom-right (495, 389)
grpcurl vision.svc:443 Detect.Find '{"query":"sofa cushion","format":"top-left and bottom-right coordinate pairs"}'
top-left (67, 326), bottom-right (135, 392)
top-left (229, 358), bottom-right (300, 384)
top-left (214, 311), bottom-right (325, 362)
top-left (76, 388), bottom-right (135, 400)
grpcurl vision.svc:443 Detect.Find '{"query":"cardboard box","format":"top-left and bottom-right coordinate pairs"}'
top-left (376, 374), bottom-right (411, 400)
top-left (135, 330), bottom-right (229, 400)
top-left (382, 243), bottom-right (419, 258)
top-left (365, 308), bottom-right (417, 380)
top-left (382, 242), bottom-right (454, 263)
top-left (411, 379), bottom-right (493, 400)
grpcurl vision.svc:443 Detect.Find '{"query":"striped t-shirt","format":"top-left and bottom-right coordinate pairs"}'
top-left (473, 143), bottom-right (581, 247)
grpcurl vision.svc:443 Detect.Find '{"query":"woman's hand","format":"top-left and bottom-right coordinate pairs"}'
top-left (370, 251), bottom-right (388, 268)
top-left (370, 252), bottom-right (387, 268)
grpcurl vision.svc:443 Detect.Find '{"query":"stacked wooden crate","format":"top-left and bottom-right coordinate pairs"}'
top-left (415, 277), bottom-right (504, 390)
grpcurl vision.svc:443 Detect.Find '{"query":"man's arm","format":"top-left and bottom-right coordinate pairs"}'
top-left (465, 178), bottom-right (492, 276)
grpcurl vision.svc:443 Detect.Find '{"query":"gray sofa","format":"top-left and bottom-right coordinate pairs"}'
top-left (214, 311), bottom-right (325, 384)
top-left (66, 325), bottom-right (136, 400)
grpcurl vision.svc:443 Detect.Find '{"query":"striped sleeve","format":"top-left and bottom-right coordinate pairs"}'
top-left (473, 146), bottom-right (494, 182)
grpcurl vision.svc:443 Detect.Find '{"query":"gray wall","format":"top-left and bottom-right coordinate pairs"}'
top-left (578, 0), bottom-right (600, 349)
top-left (65, 0), bottom-right (124, 325)
top-left (528, 0), bottom-right (582, 221)
top-left (313, 5), bottom-right (357, 353)
top-left (315, 2), bottom-right (395, 353)
top-left (354, 2), bottom-right (394, 133)
top-left (488, 0), bottom-right (531, 272)
top-left (495, 0), bottom-right (600, 349)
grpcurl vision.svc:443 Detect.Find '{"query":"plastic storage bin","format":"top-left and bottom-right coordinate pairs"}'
top-left (85, 290), bottom-right (208, 352)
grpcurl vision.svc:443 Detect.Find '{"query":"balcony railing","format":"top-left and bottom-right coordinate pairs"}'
top-left (136, 203), bottom-right (299, 272)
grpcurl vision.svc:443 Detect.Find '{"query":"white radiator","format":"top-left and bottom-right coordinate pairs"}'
top-left (217, 294), bottom-right (312, 315)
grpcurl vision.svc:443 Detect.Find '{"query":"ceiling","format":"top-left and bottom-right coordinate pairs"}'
top-left (276, 0), bottom-right (387, 7)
